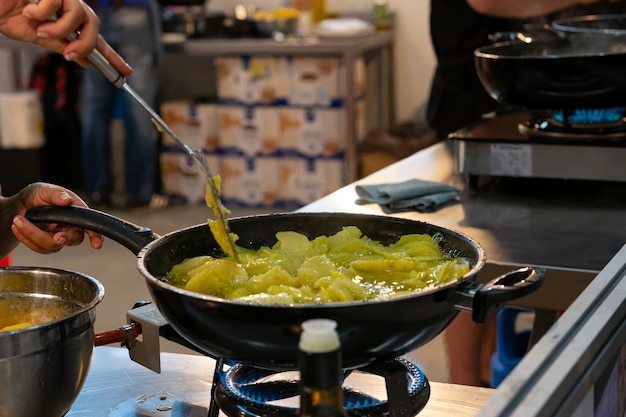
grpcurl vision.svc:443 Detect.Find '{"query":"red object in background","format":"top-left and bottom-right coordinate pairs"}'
top-left (0, 255), bottom-right (11, 266)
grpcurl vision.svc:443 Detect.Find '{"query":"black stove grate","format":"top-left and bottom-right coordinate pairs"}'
top-left (211, 358), bottom-right (430, 417)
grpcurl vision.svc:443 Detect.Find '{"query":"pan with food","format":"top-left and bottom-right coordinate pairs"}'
top-left (26, 207), bottom-right (544, 369)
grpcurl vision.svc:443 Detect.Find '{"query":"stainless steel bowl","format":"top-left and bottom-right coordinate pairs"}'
top-left (0, 267), bottom-right (104, 417)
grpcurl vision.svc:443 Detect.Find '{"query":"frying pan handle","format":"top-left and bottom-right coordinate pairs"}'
top-left (451, 266), bottom-right (546, 323)
top-left (25, 206), bottom-right (160, 255)
top-left (95, 322), bottom-right (142, 346)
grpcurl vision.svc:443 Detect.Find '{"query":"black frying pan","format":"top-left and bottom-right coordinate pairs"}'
top-left (475, 14), bottom-right (626, 109)
top-left (26, 207), bottom-right (544, 369)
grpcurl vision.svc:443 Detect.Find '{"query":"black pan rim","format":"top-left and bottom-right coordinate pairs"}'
top-left (135, 212), bottom-right (487, 308)
top-left (552, 13), bottom-right (626, 36)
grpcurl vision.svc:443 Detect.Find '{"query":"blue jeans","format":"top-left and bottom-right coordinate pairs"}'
top-left (81, 6), bottom-right (160, 203)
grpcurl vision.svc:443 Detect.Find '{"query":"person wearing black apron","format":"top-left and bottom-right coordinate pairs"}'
top-left (429, 0), bottom-right (626, 386)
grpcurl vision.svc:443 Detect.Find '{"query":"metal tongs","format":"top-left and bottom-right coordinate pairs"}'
top-left (34, 1), bottom-right (239, 261)
top-left (99, 58), bottom-right (239, 261)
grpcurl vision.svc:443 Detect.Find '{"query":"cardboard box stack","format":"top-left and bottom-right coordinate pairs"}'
top-left (160, 55), bottom-right (365, 208)
top-left (215, 55), bottom-right (366, 208)
top-left (159, 100), bottom-right (220, 205)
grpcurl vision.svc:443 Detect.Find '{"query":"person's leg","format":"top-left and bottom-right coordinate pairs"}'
top-left (80, 8), bottom-right (119, 206)
top-left (80, 65), bottom-right (117, 205)
top-left (444, 312), bottom-right (496, 386)
top-left (115, 7), bottom-right (160, 206)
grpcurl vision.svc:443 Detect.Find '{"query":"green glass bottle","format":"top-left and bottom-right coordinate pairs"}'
top-left (298, 319), bottom-right (345, 417)
top-left (373, 0), bottom-right (391, 31)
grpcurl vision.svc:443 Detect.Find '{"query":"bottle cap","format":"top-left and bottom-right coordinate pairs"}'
top-left (299, 319), bottom-right (340, 353)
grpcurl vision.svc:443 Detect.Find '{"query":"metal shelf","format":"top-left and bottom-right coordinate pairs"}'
top-left (163, 31), bottom-right (395, 183)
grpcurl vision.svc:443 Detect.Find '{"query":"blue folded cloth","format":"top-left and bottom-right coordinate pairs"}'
top-left (355, 179), bottom-right (461, 213)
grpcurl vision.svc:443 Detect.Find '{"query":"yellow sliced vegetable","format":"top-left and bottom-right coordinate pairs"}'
top-left (166, 226), bottom-right (472, 304)
top-left (1, 322), bottom-right (32, 332)
top-left (205, 176), bottom-right (238, 259)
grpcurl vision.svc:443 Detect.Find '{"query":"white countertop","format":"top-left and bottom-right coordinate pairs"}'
top-left (67, 346), bottom-right (493, 417)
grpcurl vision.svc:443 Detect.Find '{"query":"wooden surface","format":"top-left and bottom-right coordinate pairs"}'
top-left (67, 346), bottom-right (492, 417)
top-left (424, 383), bottom-right (493, 417)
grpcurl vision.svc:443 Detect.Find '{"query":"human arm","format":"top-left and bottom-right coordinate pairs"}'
top-left (0, 0), bottom-right (132, 76)
top-left (466, 0), bottom-right (601, 18)
top-left (0, 182), bottom-right (104, 258)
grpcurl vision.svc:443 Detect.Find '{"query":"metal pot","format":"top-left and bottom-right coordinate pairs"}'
top-left (26, 207), bottom-right (544, 369)
top-left (552, 14), bottom-right (626, 37)
top-left (0, 267), bottom-right (104, 417)
top-left (474, 27), bottom-right (626, 109)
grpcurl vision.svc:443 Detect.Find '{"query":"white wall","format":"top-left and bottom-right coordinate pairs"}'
top-left (0, 50), bottom-right (16, 93)
top-left (325, 0), bottom-right (436, 122)
top-left (387, 0), bottom-right (435, 122)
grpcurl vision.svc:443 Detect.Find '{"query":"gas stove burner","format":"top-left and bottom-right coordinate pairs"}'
top-left (552, 108), bottom-right (624, 125)
top-left (519, 108), bottom-right (626, 140)
top-left (212, 358), bottom-right (430, 417)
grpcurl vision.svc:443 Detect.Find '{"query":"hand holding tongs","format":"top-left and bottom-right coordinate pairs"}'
top-left (32, 0), bottom-right (239, 261)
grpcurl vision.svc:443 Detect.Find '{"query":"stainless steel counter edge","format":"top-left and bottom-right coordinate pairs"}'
top-left (299, 141), bottom-right (624, 273)
top-left (476, 243), bottom-right (626, 417)
top-left (165, 31), bottom-right (394, 56)
top-left (298, 140), bottom-right (626, 313)
top-left (1, 30), bottom-right (394, 56)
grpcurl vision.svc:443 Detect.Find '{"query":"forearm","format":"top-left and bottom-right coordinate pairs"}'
top-left (0, 193), bottom-right (22, 258)
top-left (467, 0), bottom-right (600, 18)
top-left (0, 0), bottom-right (132, 75)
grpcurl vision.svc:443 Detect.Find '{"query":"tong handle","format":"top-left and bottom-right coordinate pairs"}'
top-left (85, 48), bottom-right (126, 87)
